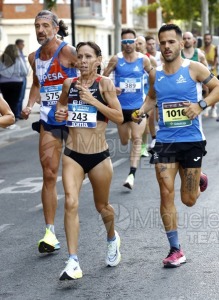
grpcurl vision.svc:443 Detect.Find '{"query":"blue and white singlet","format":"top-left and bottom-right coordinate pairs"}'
top-left (154, 59), bottom-right (205, 143)
top-left (114, 52), bottom-right (145, 109)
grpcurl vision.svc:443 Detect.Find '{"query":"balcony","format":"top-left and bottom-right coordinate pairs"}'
top-left (75, 0), bottom-right (103, 19)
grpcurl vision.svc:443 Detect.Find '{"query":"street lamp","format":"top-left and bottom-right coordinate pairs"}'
top-left (70, 0), bottom-right (75, 46)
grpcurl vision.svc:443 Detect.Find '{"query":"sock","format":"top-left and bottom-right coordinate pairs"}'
top-left (141, 143), bottom-right (146, 150)
top-left (107, 235), bottom-right (116, 242)
top-left (46, 224), bottom-right (55, 234)
top-left (166, 230), bottom-right (180, 249)
top-left (152, 135), bottom-right (156, 139)
top-left (69, 254), bottom-right (78, 262)
top-left (129, 167), bottom-right (136, 177)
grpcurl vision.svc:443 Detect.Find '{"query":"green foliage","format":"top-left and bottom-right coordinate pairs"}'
top-left (134, 0), bottom-right (219, 32)
top-left (134, 0), bottom-right (201, 22)
top-left (134, 2), bottom-right (159, 15)
top-left (44, 0), bottom-right (57, 10)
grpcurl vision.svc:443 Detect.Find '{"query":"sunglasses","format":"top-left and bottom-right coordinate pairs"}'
top-left (121, 39), bottom-right (136, 45)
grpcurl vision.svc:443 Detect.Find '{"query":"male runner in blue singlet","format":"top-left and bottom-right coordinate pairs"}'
top-left (103, 28), bottom-right (153, 190)
top-left (133, 24), bottom-right (219, 268)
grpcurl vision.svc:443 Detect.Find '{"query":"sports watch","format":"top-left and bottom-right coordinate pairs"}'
top-left (198, 100), bottom-right (208, 110)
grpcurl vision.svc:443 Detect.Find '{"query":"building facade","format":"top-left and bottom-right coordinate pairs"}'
top-left (0, 0), bottom-right (162, 60)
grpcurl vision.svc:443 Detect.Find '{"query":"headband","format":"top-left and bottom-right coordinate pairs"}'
top-left (35, 16), bottom-right (59, 26)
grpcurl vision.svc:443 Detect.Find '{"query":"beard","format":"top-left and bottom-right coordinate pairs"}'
top-left (37, 35), bottom-right (54, 46)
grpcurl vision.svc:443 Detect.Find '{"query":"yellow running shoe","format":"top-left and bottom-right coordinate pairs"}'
top-left (38, 228), bottom-right (60, 253)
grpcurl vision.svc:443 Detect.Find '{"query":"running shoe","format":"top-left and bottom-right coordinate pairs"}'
top-left (149, 138), bottom-right (156, 149)
top-left (59, 258), bottom-right (83, 280)
top-left (38, 228), bottom-right (60, 253)
top-left (106, 231), bottom-right (121, 267)
top-left (148, 138), bottom-right (156, 154)
top-left (203, 107), bottom-right (210, 117)
top-left (211, 106), bottom-right (217, 118)
top-left (141, 146), bottom-right (149, 157)
top-left (200, 172), bottom-right (208, 192)
top-left (163, 247), bottom-right (186, 268)
top-left (123, 174), bottom-right (134, 190)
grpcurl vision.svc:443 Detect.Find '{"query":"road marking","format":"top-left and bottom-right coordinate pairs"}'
top-left (29, 158), bottom-right (128, 211)
top-left (0, 224), bottom-right (14, 233)
top-left (0, 127), bottom-right (38, 149)
top-left (0, 176), bottom-right (62, 194)
top-left (28, 194), bottom-right (64, 212)
top-left (106, 128), bottom-right (118, 135)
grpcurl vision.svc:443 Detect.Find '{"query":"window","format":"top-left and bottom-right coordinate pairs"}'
top-left (4, 0), bottom-right (33, 3)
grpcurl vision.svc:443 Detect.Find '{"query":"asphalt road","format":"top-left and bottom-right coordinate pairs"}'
top-left (0, 114), bottom-right (219, 300)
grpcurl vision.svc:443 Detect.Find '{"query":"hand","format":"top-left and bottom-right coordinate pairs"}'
top-left (131, 109), bottom-right (145, 124)
top-left (55, 109), bottom-right (68, 122)
top-left (21, 106), bottom-right (32, 120)
top-left (183, 102), bottom-right (202, 120)
top-left (75, 81), bottom-right (94, 105)
top-left (115, 87), bottom-right (122, 96)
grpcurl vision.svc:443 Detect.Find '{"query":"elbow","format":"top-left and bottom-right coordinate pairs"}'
top-left (10, 114), bottom-right (16, 125)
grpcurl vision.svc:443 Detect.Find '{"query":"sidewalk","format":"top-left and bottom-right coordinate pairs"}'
top-left (0, 88), bottom-right (40, 140)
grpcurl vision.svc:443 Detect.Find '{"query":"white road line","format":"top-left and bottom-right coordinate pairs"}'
top-left (29, 158), bottom-right (128, 211)
top-left (0, 224), bottom-right (14, 233)
top-left (112, 157), bottom-right (127, 168)
top-left (28, 194), bottom-right (64, 212)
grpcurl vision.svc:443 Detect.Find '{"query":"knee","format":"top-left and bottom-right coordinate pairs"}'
top-left (65, 195), bottom-right (79, 213)
top-left (131, 135), bottom-right (142, 144)
top-left (97, 203), bottom-right (114, 217)
top-left (160, 189), bottom-right (175, 208)
top-left (181, 194), bottom-right (197, 207)
top-left (160, 188), bottom-right (172, 202)
top-left (43, 167), bottom-right (57, 182)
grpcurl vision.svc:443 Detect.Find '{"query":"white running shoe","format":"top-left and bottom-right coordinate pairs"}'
top-left (141, 147), bottom-right (149, 157)
top-left (211, 106), bottom-right (217, 118)
top-left (106, 231), bottom-right (121, 267)
top-left (59, 258), bottom-right (83, 280)
top-left (149, 138), bottom-right (156, 149)
top-left (203, 107), bottom-right (210, 117)
top-left (123, 174), bottom-right (134, 190)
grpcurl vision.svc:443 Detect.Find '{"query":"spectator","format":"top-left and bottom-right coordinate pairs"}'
top-left (201, 33), bottom-right (218, 118)
top-left (0, 44), bottom-right (28, 118)
top-left (15, 39), bottom-right (28, 120)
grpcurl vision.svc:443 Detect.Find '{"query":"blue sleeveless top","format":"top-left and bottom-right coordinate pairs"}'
top-left (154, 59), bottom-right (205, 143)
top-left (114, 52), bottom-right (145, 109)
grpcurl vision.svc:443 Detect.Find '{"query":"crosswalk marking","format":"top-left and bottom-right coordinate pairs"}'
top-left (29, 158), bottom-right (128, 211)
top-left (0, 224), bottom-right (14, 233)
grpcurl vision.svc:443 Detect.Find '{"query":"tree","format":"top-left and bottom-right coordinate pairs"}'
top-left (134, 0), bottom-right (219, 35)
top-left (44, 0), bottom-right (57, 10)
top-left (134, 0), bottom-right (201, 23)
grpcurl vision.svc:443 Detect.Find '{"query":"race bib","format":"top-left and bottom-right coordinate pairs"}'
top-left (40, 84), bottom-right (62, 107)
top-left (66, 104), bottom-right (97, 128)
top-left (162, 101), bottom-right (192, 127)
top-left (119, 78), bottom-right (141, 93)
